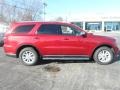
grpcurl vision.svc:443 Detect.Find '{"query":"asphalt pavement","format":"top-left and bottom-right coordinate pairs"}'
top-left (0, 32), bottom-right (120, 90)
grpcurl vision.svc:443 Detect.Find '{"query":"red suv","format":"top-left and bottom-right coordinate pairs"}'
top-left (3, 22), bottom-right (119, 65)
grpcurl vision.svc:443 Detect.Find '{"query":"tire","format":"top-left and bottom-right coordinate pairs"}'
top-left (19, 47), bottom-right (38, 66)
top-left (0, 40), bottom-right (4, 47)
top-left (93, 47), bottom-right (114, 65)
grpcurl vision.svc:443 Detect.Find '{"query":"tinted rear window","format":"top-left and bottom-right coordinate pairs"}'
top-left (37, 24), bottom-right (61, 35)
top-left (13, 25), bottom-right (34, 33)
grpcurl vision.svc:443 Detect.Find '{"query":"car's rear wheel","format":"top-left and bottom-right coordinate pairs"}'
top-left (19, 47), bottom-right (38, 66)
top-left (93, 46), bottom-right (114, 65)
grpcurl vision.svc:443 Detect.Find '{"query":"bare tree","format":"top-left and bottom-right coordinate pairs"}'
top-left (0, 0), bottom-right (44, 24)
top-left (0, 0), bottom-right (5, 22)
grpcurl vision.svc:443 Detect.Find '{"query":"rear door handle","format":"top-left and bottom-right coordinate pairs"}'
top-left (64, 38), bottom-right (69, 40)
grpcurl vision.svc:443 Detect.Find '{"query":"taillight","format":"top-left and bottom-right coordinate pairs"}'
top-left (5, 22), bottom-right (16, 35)
top-left (5, 30), bottom-right (12, 35)
top-left (4, 30), bottom-right (11, 42)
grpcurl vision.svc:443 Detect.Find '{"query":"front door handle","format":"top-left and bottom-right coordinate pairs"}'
top-left (34, 37), bottom-right (39, 39)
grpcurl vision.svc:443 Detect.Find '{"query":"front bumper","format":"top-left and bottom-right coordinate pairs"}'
top-left (116, 49), bottom-right (120, 58)
top-left (114, 47), bottom-right (120, 60)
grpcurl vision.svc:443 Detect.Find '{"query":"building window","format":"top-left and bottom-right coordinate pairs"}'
top-left (104, 22), bottom-right (120, 31)
top-left (71, 22), bottom-right (83, 29)
top-left (85, 22), bottom-right (102, 31)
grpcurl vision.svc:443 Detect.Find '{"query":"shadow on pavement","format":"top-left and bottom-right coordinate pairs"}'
top-left (37, 59), bottom-right (95, 65)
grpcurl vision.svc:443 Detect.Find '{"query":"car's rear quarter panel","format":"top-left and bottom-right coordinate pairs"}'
top-left (4, 22), bottom-right (41, 55)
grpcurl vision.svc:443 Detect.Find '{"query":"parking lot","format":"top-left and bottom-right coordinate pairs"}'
top-left (0, 32), bottom-right (120, 90)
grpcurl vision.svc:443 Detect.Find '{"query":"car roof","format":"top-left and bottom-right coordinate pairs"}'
top-left (11, 21), bottom-right (71, 25)
top-left (10, 21), bottom-right (85, 31)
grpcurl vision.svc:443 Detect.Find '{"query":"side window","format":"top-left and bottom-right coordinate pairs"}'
top-left (37, 24), bottom-right (61, 35)
top-left (61, 25), bottom-right (80, 35)
top-left (13, 25), bottom-right (34, 33)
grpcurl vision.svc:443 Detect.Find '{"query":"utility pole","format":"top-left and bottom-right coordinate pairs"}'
top-left (43, 1), bottom-right (47, 21)
top-left (13, 5), bottom-right (16, 22)
top-left (0, 2), bottom-right (4, 21)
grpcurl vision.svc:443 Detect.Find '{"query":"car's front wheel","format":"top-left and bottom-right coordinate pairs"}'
top-left (93, 46), bottom-right (114, 65)
top-left (19, 47), bottom-right (38, 66)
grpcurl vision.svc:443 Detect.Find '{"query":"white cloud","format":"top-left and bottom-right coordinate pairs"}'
top-left (46, 11), bottom-right (120, 22)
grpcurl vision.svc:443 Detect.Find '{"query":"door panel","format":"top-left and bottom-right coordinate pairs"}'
top-left (35, 23), bottom-right (88, 56)
top-left (58, 35), bottom-right (86, 55)
top-left (35, 34), bottom-right (62, 55)
top-left (35, 34), bottom-right (87, 56)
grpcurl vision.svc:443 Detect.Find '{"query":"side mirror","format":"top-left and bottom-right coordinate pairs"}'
top-left (81, 31), bottom-right (87, 37)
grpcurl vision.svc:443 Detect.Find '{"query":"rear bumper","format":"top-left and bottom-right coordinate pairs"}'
top-left (4, 44), bottom-right (17, 55)
top-left (6, 53), bottom-right (17, 58)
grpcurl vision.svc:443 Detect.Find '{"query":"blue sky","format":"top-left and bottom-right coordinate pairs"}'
top-left (5, 0), bottom-right (120, 20)
top-left (46, 0), bottom-right (120, 19)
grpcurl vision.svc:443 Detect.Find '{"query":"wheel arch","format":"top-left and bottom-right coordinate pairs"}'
top-left (91, 44), bottom-right (114, 59)
top-left (16, 45), bottom-right (40, 58)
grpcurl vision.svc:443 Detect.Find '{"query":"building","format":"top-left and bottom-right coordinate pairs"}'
top-left (0, 22), bottom-right (8, 33)
top-left (68, 13), bottom-right (120, 32)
